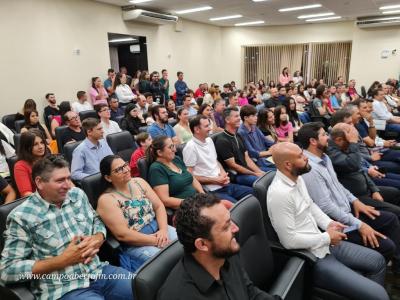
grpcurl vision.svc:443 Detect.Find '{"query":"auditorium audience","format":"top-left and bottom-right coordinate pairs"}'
top-left (119, 103), bottom-right (146, 137)
top-left (183, 115), bottom-right (253, 203)
top-left (136, 94), bottom-right (149, 116)
top-left (103, 68), bottom-right (115, 95)
top-left (14, 129), bottom-right (49, 196)
top-left (372, 88), bottom-right (400, 136)
top-left (72, 91), bottom-right (93, 113)
top-left (149, 71), bottom-right (165, 105)
top-left (279, 67), bottom-right (291, 86)
top-left (1, 156), bottom-right (134, 300)
top-left (50, 101), bottom-right (71, 138)
top-left (214, 107), bottom-right (264, 187)
top-left (148, 136), bottom-right (204, 209)
top-left (257, 108), bottom-right (278, 142)
top-left (267, 142), bottom-right (389, 300)
top-left (285, 98), bottom-right (302, 132)
top-left (198, 103), bottom-right (220, 133)
top-left (97, 155), bottom-right (177, 272)
top-left (138, 70), bottom-right (151, 94)
top-left (166, 99), bottom-right (177, 120)
top-left (182, 94), bottom-right (197, 117)
top-left (274, 105), bottom-right (294, 142)
top-left (213, 98), bottom-right (226, 130)
top-left (148, 105), bottom-right (179, 144)
top-left (113, 73), bottom-right (136, 105)
top-left (263, 87), bottom-right (280, 111)
top-left (15, 98), bottom-right (37, 121)
top-left (21, 109), bottom-right (53, 144)
top-left (130, 132), bottom-right (152, 177)
top-left (71, 118), bottom-right (113, 181)
top-left (95, 103), bottom-right (121, 138)
top-left (59, 111), bottom-right (86, 148)
top-left (159, 69), bottom-right (169, 102)
top-left (173, 108), bottom-right (193, 144)
top-left (43, 93), bottom-right (60, 129)
top-left (158, 193), bottom-right (280, 300)
top-left (108, 95), bottom-right (124, 122)
top-left (89, 77), bottom-right (108, 106)
top-left (174, 71), bottom-right (188, 106)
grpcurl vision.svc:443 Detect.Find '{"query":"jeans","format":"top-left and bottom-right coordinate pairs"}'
top-left (359, 186), bottom-right (400, 218)
top-left (211, 183), bottom-right (253, 203)
top-left (119, 219), bottom-right (177, 272)
top-left (374, 159), bottom-right (400, 174)
top-left (60, 265), bottom-right (134, 300)
top-left (386, 123), bottom-right (400, 137)
top-left (235, 174), bottom-right (259, 187)
top-left (313, 241), bottom-right (389, 300)
top-left (256, 158), bottom-right (276, 172)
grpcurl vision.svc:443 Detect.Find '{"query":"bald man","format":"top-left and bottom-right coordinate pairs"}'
top-left (267, 142), bottom-right (389, 300)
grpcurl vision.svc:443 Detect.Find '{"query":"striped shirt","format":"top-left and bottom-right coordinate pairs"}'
top-left (0, 187), bottom-right (107, 300)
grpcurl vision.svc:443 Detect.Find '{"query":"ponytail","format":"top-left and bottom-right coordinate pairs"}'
top-left (146, 135), bottom-right (168, 165)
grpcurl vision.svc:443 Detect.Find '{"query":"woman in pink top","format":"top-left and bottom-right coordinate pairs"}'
top-left (279, 67), bottom-right (292, 86)
top-left (274, 105), bottom-right (293, 143)
top-left (238, 90), bottom-right (249, 106)
top-left (89, 77), bottom-right (108, 106)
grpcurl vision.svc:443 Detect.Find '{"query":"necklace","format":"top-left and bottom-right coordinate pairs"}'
top-left (114, 182), bottom-right (134, 200)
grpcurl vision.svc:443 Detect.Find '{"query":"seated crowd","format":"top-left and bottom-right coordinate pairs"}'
top-left (0, 65), bottom-right (400, 299)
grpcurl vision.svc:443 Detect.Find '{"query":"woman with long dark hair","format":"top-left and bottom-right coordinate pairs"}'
top-left (50, 101), bottom-right (71, 137)
top-left (89, 76), bottom-right (108, 106)
top-left (21, 109), bottom-right (52, 144)
top-left (257, 108), bottom-right (278, 142)
top-left (274, 105), bottom-right (294, 142)
top-left (97, 154), bottom-right (176, 272)
top-left (114, 73), bottom-right (136, 105)
top-left (119, 103), bottom-right (146, 137)
top-left (173, 108), bottom-right (192, 144)
top-left (285, 98), bottom-right (302, 133)
top-left (279, 67), bottom-right (292, 86)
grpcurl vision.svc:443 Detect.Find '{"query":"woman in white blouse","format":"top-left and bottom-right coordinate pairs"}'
top-left (113, 73), bottom-right (136, 105)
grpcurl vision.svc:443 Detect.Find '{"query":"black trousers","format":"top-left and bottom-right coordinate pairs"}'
top-left (358, 186), bottom-right (400, 218)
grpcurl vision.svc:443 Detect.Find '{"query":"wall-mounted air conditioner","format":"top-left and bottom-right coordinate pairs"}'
top-left (122, 8), bottom-right (178, 25)
top-left (356, 15), bottom-right (400, 28)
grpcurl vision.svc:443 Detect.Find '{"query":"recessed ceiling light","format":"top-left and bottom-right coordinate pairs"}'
top-left (175, 6), bottom-right (213, 15)
top-left (298, 12), bottom-right (334, 19)
top-left (252, 0), bottom-right (269, 2)
top-left (235, 20), bottom-right (265, 26)
top-left (210, 14), bottom-right (242, 21)
top-left (380, 4), bottom-right (400, 10)
top-left (382, 9), bottom-right (400, 14)
top-left (305, 16), bottom-right (342, 22)
top-left (109, 37), bottom-right (136, 43)
top-left (129, 0), bottom-right (152, 3)
top-left (279, 4), bottom-right (322, 12)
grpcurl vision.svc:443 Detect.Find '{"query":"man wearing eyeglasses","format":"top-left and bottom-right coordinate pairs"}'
top-left (60, 111), bottom-right (85, 149)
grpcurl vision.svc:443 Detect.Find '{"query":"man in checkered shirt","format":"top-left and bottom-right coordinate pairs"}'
top-left (0, 156), bottom-right (134, 300)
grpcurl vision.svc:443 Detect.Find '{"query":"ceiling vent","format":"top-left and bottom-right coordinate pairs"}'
top-left (122, 8), bottom-right (178, 25)
top-left (356, 15), bottom-right (400, 28)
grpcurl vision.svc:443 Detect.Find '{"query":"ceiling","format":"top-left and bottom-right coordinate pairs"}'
top-left (95, 0), bottom-right (400, 26)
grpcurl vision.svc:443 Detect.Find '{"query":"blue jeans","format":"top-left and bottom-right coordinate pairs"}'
top-left (372, 171), bottom-right (400, 189)
top-left (235, 174), bottom-right (258, 187)
top-left (211, 183), bottom-right (253, 203)
top-left (256, 158), bottom-right (276, 172)
top-left (119, 219), bottom-right (177, 272)
top-left (60, 265), bottom-right (134, 300)
top-left (314, 241), bottom-right (388, 300)
top-left (386, 123), bottom-right (400, 141)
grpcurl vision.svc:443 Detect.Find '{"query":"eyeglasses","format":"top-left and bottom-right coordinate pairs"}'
top-left (68, 115), bottom-right (79, 121)
top-left (166, 144), bottom-right (176, 150)
top-left (112, 162), bottom-right (130, 174)
top-left (101, 108), bottom-right (110, 113)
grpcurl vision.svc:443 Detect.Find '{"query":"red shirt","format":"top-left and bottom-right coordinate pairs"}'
top-left (130, 147), bottom-right (145, 177)
top-left (194, 88), bottom-right (204, 98)
top-left (14, 160), bottom-right (34, 196)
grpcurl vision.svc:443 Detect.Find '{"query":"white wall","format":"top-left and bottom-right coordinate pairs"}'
top-left (1, 0), bottom-right (399, 117)
top-left (0, 0), bottom-right (222, 115)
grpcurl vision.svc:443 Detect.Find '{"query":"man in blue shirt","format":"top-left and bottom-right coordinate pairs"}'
top-left (174, 71), bottom-right (188, 106)
top-left (238, 105), bottom-right (275, 172)
top-left (71, 118), bottom-right (113, 181)
top-left (103, 68), bottom-right (115, 96)
top-left (147, 105), bottom-right (179, 144)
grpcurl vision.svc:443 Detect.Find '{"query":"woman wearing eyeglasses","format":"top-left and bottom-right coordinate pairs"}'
top-left (147, 136), bottom-right (204, 209)
top-left (97, 154), bottom-right (177, 272)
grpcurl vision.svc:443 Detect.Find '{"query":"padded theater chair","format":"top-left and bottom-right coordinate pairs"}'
top-left (230, 195), bottom-right (306, 300)
top-left (81, 172), bottom-right (120, 265)
top-left (253, 172), bottom-right (349, 300)
top-left (14, 120), bottom-right (25, 134)
top-left (106, 131), bottom-right (137, 162)
top-left (79, 110), bottom-right (98, 121)
top-left (54, 125), bottom-right (68, 153)
top-left (0, 197), bottom-right (34, 300)
top-left (6, 156), bottom-right (19, 197)
top-left (2, 114), bottom-right (17, 132)
top-left (13, 134), bottom-right (21, 153)
top-left (62, 140), bottom-right (82, 166)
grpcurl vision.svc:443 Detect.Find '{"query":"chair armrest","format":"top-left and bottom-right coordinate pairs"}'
top-left (0, 283), bottom-right (35, 300)
top-left (269, 256), bottom-right (305, 300)
top-left (270, 241), bottom-right (317, 264)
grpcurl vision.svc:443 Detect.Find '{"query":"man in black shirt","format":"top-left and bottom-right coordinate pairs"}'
top-left (44, 93), bottom-right (60, 129)
top-left (149, 71), bottom-right (165, 105)
top-left (263, 88), bottom-right (280, 111)
top-left (60, 111), bottom-right (86, 148)
top-left (214, 107), bottom-right (264, 187)
top-left (108, 95), bottom-right (124, 121)
top-left (158, 194), bottom-right (280, 300)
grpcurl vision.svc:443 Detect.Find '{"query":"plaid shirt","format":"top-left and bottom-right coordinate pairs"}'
top-left (0, 187), bottom-right (107, 300)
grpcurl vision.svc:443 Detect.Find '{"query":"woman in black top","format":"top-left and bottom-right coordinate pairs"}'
top-left (20, 109), bottom-right (52, 144)
top-left (119, 103), bottom-right (146, 137)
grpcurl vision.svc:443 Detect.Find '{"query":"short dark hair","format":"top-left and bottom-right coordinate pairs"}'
top-left (107, 68), bottom-right (114, 74)
top-left (175, 193), bottom-right (221, 253)
top-left (77, 91), bottom-right (86, 99)
top-left (223, 83), bottom-right (231, 89)
top-left (189, 115), bottom-right (209, 133)
top-left (330, 126), bottom-right (346, 140)
top-left (94, 103), bottom-right (108, 115)
top-left (222, 107), bottom-right (239, 122)
top-left (316, 85), bottom-right (326, 98)
top-left (297, 122), bottom-right (325, 149)
top-left (151, 105), bottom-right (166, 120)
top-left (239, 105), bottom-right (257, 122)
top-left (371, 88), bottom-right (383, 98)
top-left (32, 155), bottom-right (69, 183)
top-left (144, 92), bottom-right (153, 99)
top-left (135, 132), bottom-right (149, 146)
top-left (330, 108), bottom-right (352, 127)
top-left (177, 71), bottom-right (183, 77)
top-left (161, 69), bottom-right (167, 74)
top-left (45, 93), bottom-right (54, 99)
top-left (183, 94), bottom-right (191, 101)
top-left (82, 118), bottom-right (100, 135)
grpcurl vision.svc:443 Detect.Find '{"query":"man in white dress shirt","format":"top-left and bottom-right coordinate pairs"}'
top-left (267, 142), bottom-right (388, 300)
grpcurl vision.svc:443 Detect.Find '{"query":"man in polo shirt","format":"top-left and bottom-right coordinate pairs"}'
top-left (238, 105), bottom-right (275, 172)
top-left (183, 115), bottom-right (253, 203)
top-left (372, 88), bottom-right (400, 135)
top-left (147, 105), bottom-right (179, 144)
top-left (214, 107), bottom-right (264, 187)
top-left (60, 111), bottom-right (86, 149)
top-left (158, 193), bottom-right (280, 300)
top-left (104, 68), bottom-right (115, 95)
top-left (71, 118), bottom-right (113, 181)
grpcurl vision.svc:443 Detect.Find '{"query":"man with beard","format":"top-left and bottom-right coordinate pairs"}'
top-left (267, 142), bottom-right (389, 300)
top-left (149, 71), bottom-right (165, 105)
top-left (44, 92), bottom-right (60, 129)
top-left (147, 105), bottom-right (179, 144)
top-left (157, 193), bottom-right (280, 300)
top-left (298, 122), bottom-right (400, 271)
